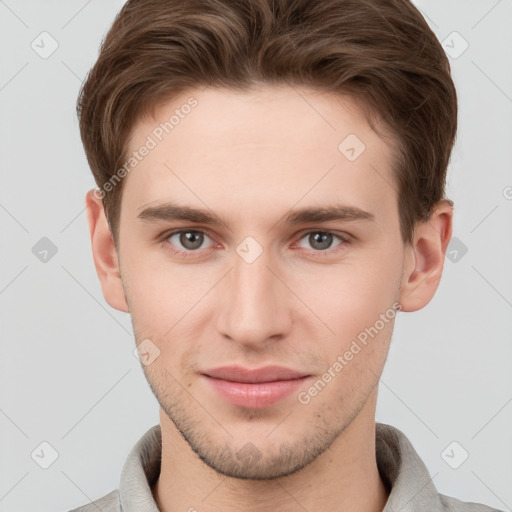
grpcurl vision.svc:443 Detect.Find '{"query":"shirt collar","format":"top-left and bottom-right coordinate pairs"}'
top-left (118, 422), bottom-right (442, 511)
top-left (376, 423), bottom-right (442, 511)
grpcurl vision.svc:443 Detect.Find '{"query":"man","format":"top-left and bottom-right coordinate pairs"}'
top-left (71, 0), bottom-right (502, 510)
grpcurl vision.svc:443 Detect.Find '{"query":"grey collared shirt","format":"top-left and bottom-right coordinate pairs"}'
top-left (69, 423), bottom-right (502, 512)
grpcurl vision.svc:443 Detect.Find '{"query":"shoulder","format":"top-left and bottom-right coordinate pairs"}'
top-left (67, 489), bottom-right (120, 512)
top-left (375, 423), bottom-right (504, 512)
top-left (439, 494), bottom-right (504, 512)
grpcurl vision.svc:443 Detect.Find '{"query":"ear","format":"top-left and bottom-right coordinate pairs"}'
top-left (85, 189), bottom-right (129, 313)
top-left (398, 199), bottom-right (454, 312)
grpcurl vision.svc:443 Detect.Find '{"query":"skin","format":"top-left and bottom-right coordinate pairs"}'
top-left (86, 85), bottom-right (453, 512)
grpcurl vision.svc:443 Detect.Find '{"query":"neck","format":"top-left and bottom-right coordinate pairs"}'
top-left (152, 392), bottom-right (389, 512)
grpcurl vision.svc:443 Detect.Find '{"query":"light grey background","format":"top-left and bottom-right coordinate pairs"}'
top-left (0, 1), bottom-right (511, 511)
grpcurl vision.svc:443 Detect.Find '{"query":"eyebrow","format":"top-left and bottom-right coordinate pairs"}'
top-left (136, 202), bottom-right (375, 228)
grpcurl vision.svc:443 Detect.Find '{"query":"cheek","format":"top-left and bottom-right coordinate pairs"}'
top-left (121, 238), bottom-right (235, 375)
top-left (290, 256), bottom-right (400, 339)
top-left (122, 252), bottom-right (220, 349)
top-left (298, 310), bottom-right (394, 412)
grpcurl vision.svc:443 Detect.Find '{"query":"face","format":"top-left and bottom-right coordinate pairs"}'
top-left (113, 86), bottom-right (408, 478)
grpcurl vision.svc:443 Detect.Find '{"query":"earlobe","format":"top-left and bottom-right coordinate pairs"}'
top-left (398, 200), bottom-right (454, 312)
top-left (85, 189), bottom-right (129, 313)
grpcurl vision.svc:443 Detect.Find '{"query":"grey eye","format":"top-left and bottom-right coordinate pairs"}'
top-left (169, 230), bottom-right (207, 250)
top-left (298, 232), bottom-right (342, 251)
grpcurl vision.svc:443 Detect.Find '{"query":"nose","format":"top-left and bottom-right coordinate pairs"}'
top-left (214, 247), bottom-right (293, 350)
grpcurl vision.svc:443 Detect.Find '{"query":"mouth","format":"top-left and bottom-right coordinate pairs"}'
top-left (201, 365), bottom-right (311, 409)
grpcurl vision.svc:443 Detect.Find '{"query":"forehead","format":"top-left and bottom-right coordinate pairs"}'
top-left (121, 86), bottom-right (397, 227)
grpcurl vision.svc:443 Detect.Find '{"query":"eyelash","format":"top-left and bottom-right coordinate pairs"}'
top-left (160, 229), bottom-right (352, 259)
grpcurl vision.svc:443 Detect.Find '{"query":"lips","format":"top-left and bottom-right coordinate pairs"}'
top-left (201, 365), bottom-right (310, 409)
top-left (203, 365), bottom-right (308, 383)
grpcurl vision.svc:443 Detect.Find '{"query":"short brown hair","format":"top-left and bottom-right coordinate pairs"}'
top-left (77, 0), bottom-right (457, 247)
